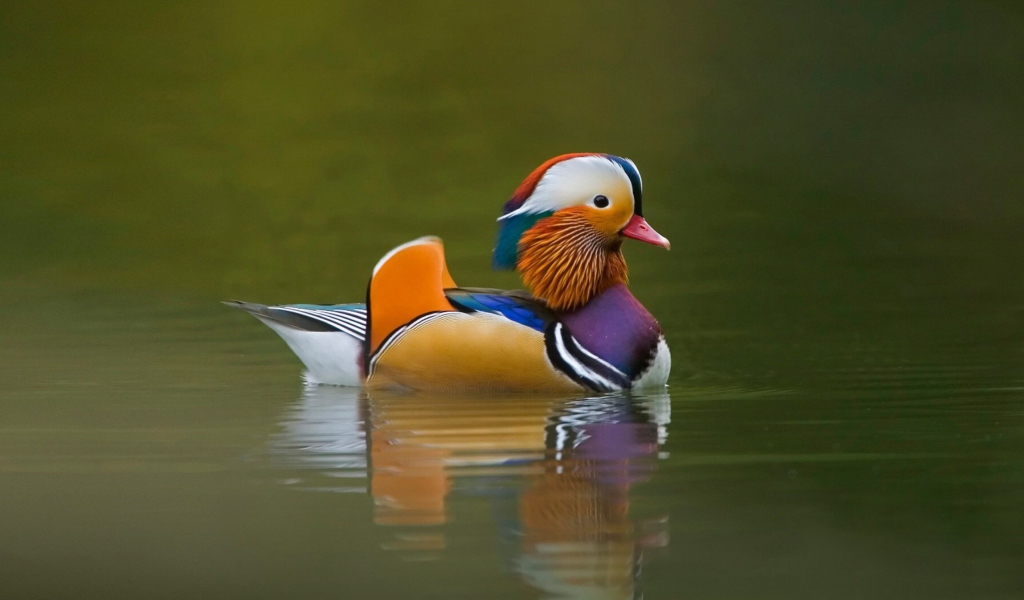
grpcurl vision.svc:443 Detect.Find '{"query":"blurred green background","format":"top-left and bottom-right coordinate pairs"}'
top-left (3, 0), bottom-right (1021, 302)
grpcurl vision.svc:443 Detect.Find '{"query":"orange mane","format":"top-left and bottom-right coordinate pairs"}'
top-left (517, 208), bottom-right (628, 311)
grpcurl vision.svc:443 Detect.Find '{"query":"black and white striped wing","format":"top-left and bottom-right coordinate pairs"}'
top-left (225, 301), bottom-right (367, 341)
top-left (271, 306), bottom-right (367, 340)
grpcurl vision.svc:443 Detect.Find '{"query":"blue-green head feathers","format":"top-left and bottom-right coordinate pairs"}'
top-left (493, 210), bottom-right (552, 269)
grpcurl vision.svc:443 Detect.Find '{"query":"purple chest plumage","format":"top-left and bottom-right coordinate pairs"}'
top-left (557, 284), bottom-right (662, 378)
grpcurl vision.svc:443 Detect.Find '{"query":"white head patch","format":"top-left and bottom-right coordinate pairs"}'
top-left (498, 155), bottom-right (635, 221)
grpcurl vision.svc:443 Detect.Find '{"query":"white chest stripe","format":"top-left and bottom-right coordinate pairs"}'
top-left (552, 324), bottom-right (619, 391)
top-left (568, 333), bottom-right (627, 378)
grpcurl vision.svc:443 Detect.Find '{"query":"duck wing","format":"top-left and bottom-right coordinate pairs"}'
top-left (444, 287), bottom-right (554, 333)
top-left (224, 300), bottom-right (366, 340)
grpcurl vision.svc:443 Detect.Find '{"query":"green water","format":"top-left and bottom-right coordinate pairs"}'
top-left (2, 2), bottom-right (1023, 598)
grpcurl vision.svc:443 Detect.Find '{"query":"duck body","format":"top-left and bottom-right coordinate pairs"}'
top-left (228, 278), bottom-right (669, 392)
top-left (228, 153), bottom-right (671, 393)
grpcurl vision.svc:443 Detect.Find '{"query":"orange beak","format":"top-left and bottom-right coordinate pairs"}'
top-left (621, 214), bottom-right (670, 249)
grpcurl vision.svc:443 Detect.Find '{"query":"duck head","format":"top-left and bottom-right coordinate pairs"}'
top-left (493, 153), bottom-right (670, 311)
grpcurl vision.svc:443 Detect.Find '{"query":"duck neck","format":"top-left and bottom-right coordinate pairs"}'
top-left (516, 212), bottom-right (628, 311)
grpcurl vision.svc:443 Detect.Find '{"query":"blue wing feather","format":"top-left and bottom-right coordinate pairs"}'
top-left (445, 290), bottom-right (552, 333)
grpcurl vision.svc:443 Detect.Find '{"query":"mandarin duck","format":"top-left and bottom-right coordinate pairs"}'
top-left (228, 153), bottom-right (671, 392)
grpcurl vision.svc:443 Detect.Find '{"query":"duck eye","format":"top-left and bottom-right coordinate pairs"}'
top-left (592, 195), bottom-right (610, 208)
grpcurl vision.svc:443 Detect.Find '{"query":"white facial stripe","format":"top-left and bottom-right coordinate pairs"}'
top-left (498, 155), bottom-right (634, 221)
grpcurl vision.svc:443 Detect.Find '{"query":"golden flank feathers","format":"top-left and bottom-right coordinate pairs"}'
top-left (367, 312), bottom-right (581, 393)
top-left (517, 208), bottom-right (629, 311)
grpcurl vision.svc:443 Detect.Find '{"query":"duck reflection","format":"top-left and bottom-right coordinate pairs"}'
top-left (272, 387), bottom-right (670, 599)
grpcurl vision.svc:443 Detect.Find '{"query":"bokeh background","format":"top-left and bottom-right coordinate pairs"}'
top-left (4, 1), bottom-right (1021, 298)
top-left (1, 2), bottom-right (1023, 599)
